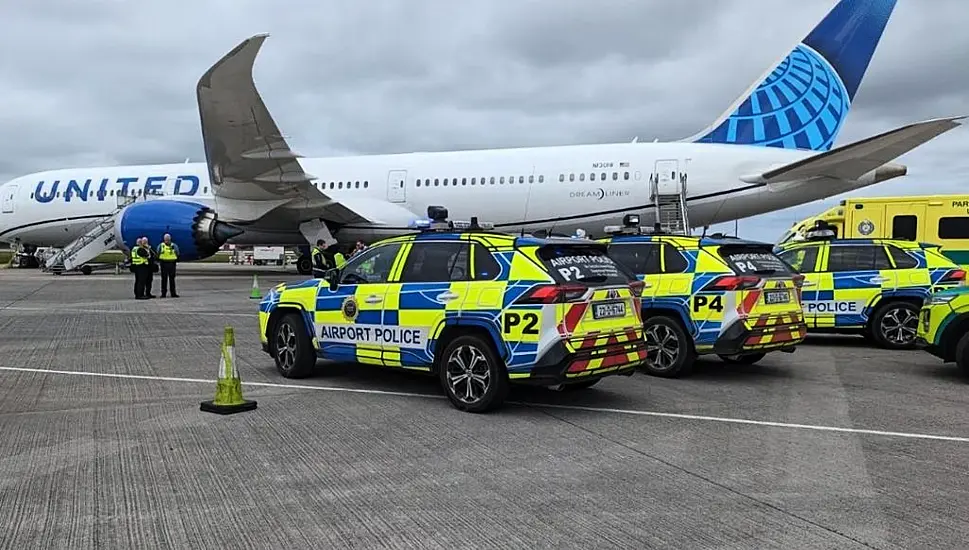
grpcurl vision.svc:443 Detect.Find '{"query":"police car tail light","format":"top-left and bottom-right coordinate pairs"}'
top-left (941, 269), bottom-right (966, 284)
top-left (704, 275), bottom-right (761, 291)
top-left (518, 284), bottom-right (588, 304)
top-left (629, 280), bottom-right (645, 298)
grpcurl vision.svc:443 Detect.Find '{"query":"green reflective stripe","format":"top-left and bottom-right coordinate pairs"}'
top-left (940, 249), bottom-right (969, 268)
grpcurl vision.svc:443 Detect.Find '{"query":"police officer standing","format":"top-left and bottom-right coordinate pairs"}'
top-left (312, 239), bottom-right (328, 277)
top-left (157, 233), bottom-right (180, 298)
top-left (143, 237), bottom-right (157, 299)
top-left (130, 237), bottom-right (151, 299)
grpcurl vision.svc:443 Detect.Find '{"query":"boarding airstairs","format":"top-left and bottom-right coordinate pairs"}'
top-left (650, 170), bottom-right (691, 235)
top-left (44, 194), bottom-right (143, 274)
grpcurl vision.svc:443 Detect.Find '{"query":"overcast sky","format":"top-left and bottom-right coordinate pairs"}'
top-left (2, 0), bottom-right (967, 241)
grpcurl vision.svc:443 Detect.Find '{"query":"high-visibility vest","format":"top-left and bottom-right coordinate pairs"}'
top-left (334, 252), bottom-right (346, 268)
top-left (159, 243), bottom-right (178, 261)
top-left (130, 247), bottom-right (148, 265)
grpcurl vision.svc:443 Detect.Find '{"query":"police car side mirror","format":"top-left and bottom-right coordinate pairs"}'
top-left (324, 269), bottom-right (340, 290)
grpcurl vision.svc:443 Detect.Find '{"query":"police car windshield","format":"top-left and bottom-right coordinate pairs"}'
top-left (718, 245), bottom-right (794, 276)
top-left (536, 244), bottom-right (633, 285)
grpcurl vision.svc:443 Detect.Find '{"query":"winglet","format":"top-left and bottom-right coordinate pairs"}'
top-left (196, 34), bottom-right (316, 201)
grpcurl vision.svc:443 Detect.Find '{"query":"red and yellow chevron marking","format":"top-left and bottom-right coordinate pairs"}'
top-left (742, 319), bottom-right (808, 349)
top-left (564, 327), bottom-right (648, 377)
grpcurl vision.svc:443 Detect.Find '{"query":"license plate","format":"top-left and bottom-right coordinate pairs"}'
top-left (593, 301), bottom-right (626, 319)
top-left (765, 290), bottom-right (790, 305)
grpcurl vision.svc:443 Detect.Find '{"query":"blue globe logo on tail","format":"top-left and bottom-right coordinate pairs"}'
top-left (690, 0), bottom-right (898, 152)
top-left (696, 44), bottom-right (849, 152)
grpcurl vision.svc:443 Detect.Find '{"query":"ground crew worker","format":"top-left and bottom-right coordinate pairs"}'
top-left (130, 237), bottom-right (150, 299)
top-left (312, 239), bottom-right (328, 277)
top-left (157, 233), bottom-right (180, 298)
top-left (143, 237), bottom-right (157, 299)
top-left (330, 245), bottom-right (347, 269)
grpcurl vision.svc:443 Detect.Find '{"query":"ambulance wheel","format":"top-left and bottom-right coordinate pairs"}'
top-left (642, 315), bottom-right (696, 378)
top-left (870, 301), bottom-right (919, 350)
top-left (718, 353), bottom-right (766, 365)
top-left (296, 255), bottom-right (313, 275)
top-left (272, 312), bottom-right (316, 379)
top-left (955, 332), bottom-right (969, 376)
top-left (438, 334), bottom-right (508, 413)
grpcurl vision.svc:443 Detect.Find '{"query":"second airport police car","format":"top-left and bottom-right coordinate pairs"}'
top-left (258, 207), bottom-right (649, 413)
top-left (775, 221), bottom-right (966, 349)
top-left (598, 215), bottom-right (808, 378)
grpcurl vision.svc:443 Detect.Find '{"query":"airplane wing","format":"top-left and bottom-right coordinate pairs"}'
top-left (740, 116), bottom-right (965, 184)
top-left (196, 34), bottom-right (373, 225)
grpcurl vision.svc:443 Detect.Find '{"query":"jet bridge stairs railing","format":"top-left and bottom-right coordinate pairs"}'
top-left (44, 193), bottom-right (153, 275)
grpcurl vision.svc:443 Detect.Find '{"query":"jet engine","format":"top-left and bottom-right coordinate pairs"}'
top-left (113, 200), bottom-right (243, 260)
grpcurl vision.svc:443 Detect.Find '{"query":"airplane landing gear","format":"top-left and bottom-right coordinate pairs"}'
top-left (296, 254), bottom-right (312, 275)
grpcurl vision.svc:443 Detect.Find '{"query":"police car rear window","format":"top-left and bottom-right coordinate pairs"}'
top-left (536, 245), bottom-right (633, 285)
top-left (718, 246), bottom-right (794, 276)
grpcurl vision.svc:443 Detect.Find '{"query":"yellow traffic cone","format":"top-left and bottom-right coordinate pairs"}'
top-left (200, 326), bottom-right (257, 415)
top-left (249, 274), bottom-right (262, 299)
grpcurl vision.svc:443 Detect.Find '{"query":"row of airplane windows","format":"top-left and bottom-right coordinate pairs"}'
top-left (28, 169), bottom-right (639, 199)
top-left (413, 171), bottom-right (634, 188)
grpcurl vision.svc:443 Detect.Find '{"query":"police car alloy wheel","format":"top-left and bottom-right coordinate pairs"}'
top-left (642, 316), bottom-right (696, 378)
top-left (438, 335), bottom-right (508, 413)
top-left (955, 332), bottom-right (969, 376)
top-left (273, 313), bottom-right (316, 378)
top-left (872, 302), bottom-right (919, 349)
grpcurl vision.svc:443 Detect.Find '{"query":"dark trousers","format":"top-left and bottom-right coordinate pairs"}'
top-left (160, 261), bottom-right (177, 296)
top-left (133, 266), bottom-right (147, 298)
top-left (145, 265), bottom-right (155, 297)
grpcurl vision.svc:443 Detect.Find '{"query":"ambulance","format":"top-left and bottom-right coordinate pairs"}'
top-left (777, 195), bottom-right (969, 268)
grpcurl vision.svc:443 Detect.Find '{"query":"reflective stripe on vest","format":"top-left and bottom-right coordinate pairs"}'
top-left (159, 243), bottom-right (177, 261)
top-left (131, 248), bottom-right (148, 265)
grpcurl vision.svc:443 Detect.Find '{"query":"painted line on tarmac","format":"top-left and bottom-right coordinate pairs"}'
top-left (3, 365), bottom-right (968, 444)
top-left (0, 306), bottom-right (252, 317)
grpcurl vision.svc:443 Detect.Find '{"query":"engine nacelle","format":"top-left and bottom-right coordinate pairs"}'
top-left (114, 200), bottom-right (243, 261)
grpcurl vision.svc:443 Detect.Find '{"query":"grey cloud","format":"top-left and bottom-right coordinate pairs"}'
top-left (1, 0), bottom-right (967, 237)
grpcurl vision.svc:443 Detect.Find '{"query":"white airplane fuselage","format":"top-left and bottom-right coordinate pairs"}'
top-left (0, 141), bottom-right (889, 249)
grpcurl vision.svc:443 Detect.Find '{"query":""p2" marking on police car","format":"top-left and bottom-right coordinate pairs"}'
top-left (503, 311), bottom-right (539, 335)
top-left (692, 295), bottom-right (724, 313)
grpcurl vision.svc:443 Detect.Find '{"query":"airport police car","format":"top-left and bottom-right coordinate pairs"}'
top-left (598, 215), bottom-right (808, 378)
top-left (775, 221), bottom-right (966, 349)
top-left (916, 286), bottom-right (969, 375)
top-left (258, 206), bottom-right (649, 413)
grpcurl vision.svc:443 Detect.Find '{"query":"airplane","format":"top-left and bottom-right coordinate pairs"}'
top-left (0, 0), bottom-right (963, 276)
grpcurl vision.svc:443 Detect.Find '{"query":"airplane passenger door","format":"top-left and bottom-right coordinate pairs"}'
top-left (387, 170), bottom-right (407, 203)
top-left (653, 160), bottom-right (680, 195)
top-left (1, 184), bottom-right (16, 213)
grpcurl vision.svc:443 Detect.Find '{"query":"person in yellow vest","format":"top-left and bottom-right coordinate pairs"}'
top-left (156, 233), bottom-right (180, 298)
top-left (331, 246), bottom-right (346, 269)
top-left (311, 239), bottom-right (327, 278)
top-left (130, 237), bottom-right (150, 299)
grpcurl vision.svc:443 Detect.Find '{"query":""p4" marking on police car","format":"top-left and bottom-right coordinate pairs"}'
top-left (692, 295), bottom-right (724, 313)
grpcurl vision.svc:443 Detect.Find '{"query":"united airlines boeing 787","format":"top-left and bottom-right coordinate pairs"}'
top-left (0, 0), bottom-right (962, 275)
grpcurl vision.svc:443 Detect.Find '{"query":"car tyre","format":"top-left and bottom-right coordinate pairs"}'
top-left (718, 352), bottom-right (766, 365)
top-left (955, 332), bottom-right (969, 376)
top-left (642, 315), bottom-right (696, 378)
top-left (272, 312), bottom-right (316, 378)
top-left (296, 255), bottom-right (313, 275)
top-left (869, 301), bottom-right (919, 350)
top-left (438, 334), bottom-right (508, 413)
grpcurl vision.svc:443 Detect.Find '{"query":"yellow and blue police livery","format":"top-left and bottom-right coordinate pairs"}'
top-left (259, 207), bottom-right (649, 413)
top-left (599, 215), bottom-right (807, 378)
top-left (775, 221), bottom-right (966, 349)
top-left (916, 286), bottom-right (969, 375)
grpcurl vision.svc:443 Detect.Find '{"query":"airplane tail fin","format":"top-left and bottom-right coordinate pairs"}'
top-left (687, 0), bottom-right (898, 152)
